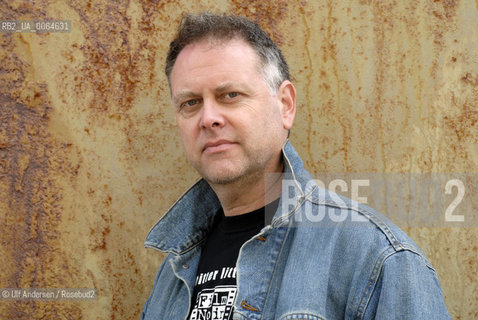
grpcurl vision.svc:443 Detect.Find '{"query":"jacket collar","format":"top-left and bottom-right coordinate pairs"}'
top-left (144, 140), bottom-right (311, 255)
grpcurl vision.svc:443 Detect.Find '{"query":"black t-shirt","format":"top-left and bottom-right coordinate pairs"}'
top-left (188, 199), bottom-right (280, 320)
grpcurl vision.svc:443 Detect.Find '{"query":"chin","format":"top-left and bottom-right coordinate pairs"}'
top-left (203, 172), bottom-right (242, 185)
top-left (200, 166), bottom-right (245, 185)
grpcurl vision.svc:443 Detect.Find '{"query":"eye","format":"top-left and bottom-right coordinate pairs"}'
top-left (180, 99), bottom-right (199, 109)
top-left (225, 92), bottom-right (239, 99)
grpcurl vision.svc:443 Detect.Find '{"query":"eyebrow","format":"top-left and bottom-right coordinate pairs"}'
top-left (172, 91), bottom-right (198, 105)
top-left (172, 82), bottom-right (248, 105)
top-left (214, 82), bottom-right (235, 94)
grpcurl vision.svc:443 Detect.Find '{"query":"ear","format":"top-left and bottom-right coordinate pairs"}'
top-left (277, 80), bottom-right (296, 130)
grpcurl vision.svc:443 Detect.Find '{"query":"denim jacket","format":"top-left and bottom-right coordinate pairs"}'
top-left (142, 141), bottom-right (450, 320)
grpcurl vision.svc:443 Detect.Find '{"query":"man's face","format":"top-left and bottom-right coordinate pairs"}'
top-left (170, 38), bottom-right (295, 185)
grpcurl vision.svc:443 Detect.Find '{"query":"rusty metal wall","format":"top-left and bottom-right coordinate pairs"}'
top-left (0, 0), bottom-right (476, 319)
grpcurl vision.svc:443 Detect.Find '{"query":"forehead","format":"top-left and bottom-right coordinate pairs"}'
top-left (179, 36), bottom-right (259, 63)
top-left (169, 38), bottom-right (262, 89)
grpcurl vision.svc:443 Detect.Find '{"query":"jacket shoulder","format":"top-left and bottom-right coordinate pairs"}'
top-left (293, 186), bottom-right (433, 267)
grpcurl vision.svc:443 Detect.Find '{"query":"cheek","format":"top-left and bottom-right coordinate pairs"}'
top-left (262, 104), bottom-right (284, 130)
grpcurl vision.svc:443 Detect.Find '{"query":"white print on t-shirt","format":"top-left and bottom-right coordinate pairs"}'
top-left (189, 285), bottom-right (237, 320)
top-left (195, 267), bottom-right (237, 286)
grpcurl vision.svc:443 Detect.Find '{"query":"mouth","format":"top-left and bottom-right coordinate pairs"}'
top-left (203, 140), bottom-right (235, 154)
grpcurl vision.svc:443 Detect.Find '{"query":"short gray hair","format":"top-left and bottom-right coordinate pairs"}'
top-left (165, 12), bottom-right (290, 93)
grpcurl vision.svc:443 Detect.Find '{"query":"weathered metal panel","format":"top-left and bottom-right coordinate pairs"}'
top-left (0, 0), bottom-right (476, 319)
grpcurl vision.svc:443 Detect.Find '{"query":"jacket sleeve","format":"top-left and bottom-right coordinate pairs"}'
top-left (362, 249), bottom-right (451, 320)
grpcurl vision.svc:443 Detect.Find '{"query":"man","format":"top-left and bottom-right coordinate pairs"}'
top-left (142, 13), bottom-right (450, 320)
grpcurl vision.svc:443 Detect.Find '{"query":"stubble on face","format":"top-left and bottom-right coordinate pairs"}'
top-left (199, 141), bottom-right (276, 186)
top-left (171, 38), bottom-right (286, 189)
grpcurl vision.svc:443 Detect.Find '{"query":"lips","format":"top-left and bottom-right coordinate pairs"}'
top-left (203, 140), bottom-right (235, 154)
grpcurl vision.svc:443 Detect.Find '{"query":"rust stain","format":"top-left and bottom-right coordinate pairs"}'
top-left (230, 0), bottom-right (289, 47)
top-left (443, 69), bottom-right (478, 149)
top-left (426, 0), bottom-right (460, 77)
top-left (0, 41), bottom-right (82, 320)
top-left (444, 110), bottom-right (478, 141)
top-left (432, 0), bottom-right (459, 20)
top-left (326, 0), bottom-right (351, 172)
top-left (461, 72), bottom-right (478, 86)
top-left (298, 5), bottom-right (318, 173)
top-left (67, 0), bottom-right (137, 117)
top-left (370, 2), bottom-right (388, 173)
top-left (60, 2), bottom-right (168, 318)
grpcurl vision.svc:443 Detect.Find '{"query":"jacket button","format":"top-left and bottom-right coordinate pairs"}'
top-left (182, 264), bottom-right (189, 269)
top-left (256, 235), bottom-right (267, 242)
top-left (240, 300), bottom-right (259, 312)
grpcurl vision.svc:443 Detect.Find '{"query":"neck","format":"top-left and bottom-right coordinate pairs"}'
top-left (209, 159), bottom-right (284, 217)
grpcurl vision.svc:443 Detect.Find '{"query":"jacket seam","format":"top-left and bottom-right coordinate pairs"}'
top-left (354, 246), bottom-right (437, 319)
top-left (307, 197), bottom-right (403, 251)
top-left (280, 314), bottom-right (325, 320)
top-left (260, 224), bottom-right (292, 320)
top-left (354, 246), bottom-right (397, 320)
top-left (272, 185), bottom-right (317, 228)
top-left (145, 237), bottom-right (206, 256)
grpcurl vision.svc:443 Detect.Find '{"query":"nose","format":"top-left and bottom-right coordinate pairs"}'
top-left (199, 99), bottom-right (225, 129)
